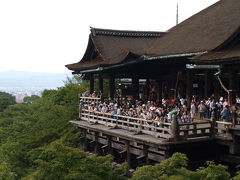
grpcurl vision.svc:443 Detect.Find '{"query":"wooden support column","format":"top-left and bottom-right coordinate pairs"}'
top-left (146, 79), bottom-right (150, 100)
top-left (143, 145), bottom-right (149, 165)
top-left (125, 140), bottom-right (132, 168)
top-left (171, 71), bottom-right (177, 99)
top-left (229, 70), bottom-right (236, 106)
top-left (107, 136), bottom-right (113, 155)
top-left (109, 75), bottom-right (115, 100)
top-left (98, 73), bottom-right (103, 97)
top-left (89, 74), bottom-right (94, 94)
top-left (157, 80), bottom-right (162, 105)
top-left (186, 70), bottom-right (193, 107)
top-left (94, 132), bottom-right (100, 155)
top-left (132, 77), bottom-right (139, 101)
top-left (204, 71), bottom-right (211, 99)
top-left (214, 80), bottom-right (220, 101)
top-left (82, 129), bottom-right (88, 151)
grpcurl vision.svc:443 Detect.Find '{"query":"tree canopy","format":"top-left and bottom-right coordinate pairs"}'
top-left (0, 91), bottom-right (16, 111)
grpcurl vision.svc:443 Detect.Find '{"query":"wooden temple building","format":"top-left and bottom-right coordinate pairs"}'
top-left (66, 0), bottom-right (240, 168)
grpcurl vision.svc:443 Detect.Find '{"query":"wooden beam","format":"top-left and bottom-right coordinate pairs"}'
top-left (213, 80), bottom-right (220, 101)
top-left (81, 129), bottom-right (88, 151)
top-left (157, 80), bottom-right (162, 105)
top-left (109, 75), bottom-right (115, 100)
top-left (125, 140), bottom-right (132, 168)
top-left (94, 132), bottom-right (100, 155)
top-left (229, 70), bottom-right (236, 106)
top-left (90, 74), bottom-right (94, 94)
top-left (146, 79), bottom-right (150, 100)
top-left (107, 136), bottom-right (113, 155)
top-left (98, 73), bottom-right (103, 96)
top-left (204, 71), bottom-right (211, 99)
top-left (186, 70), bottom-right (193, 107)
top-left (132, 77), bottom-right (139, 101)
top-left (143, 144), bottom-right (149, 165)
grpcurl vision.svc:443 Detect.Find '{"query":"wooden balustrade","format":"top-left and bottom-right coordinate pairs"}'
top-left (78, 97), bottom-right (234, 141)
top-left (215, 121), bottom-right (232, 135)
top-left (177, 121), bottom-right (212, 140)
top-left (79, 96), bottom-right (102, 104)
top-left (81, 109), bottom-right (172, 139)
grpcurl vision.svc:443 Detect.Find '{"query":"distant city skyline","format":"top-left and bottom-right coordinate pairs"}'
top-left (0, 0), bottom-right (219, 73)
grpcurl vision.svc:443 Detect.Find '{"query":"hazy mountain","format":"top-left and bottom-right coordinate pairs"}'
top-left (0, 71), bottom-right (71, 88)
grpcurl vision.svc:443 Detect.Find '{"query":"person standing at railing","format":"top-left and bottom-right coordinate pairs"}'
top-left (220, 105), bottom-right (231, 122)
top-left (190, 101), bottom-right (196, 121)
top-left (180, 112), bottom-right (190, 129)
top-left (198, 101), bottom-right (206, 120)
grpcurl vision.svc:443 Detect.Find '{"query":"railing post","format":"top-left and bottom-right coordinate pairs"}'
top-left (193, 123), bottom-right (197, 135)
top-left (154, 122), bottom-right (158, 137)
top-left (79, 96), bottom-right (83, 120)
top-left (137, 119), bottom-right (142, 134)
top-left (211, 119), bottom-right (216, 137)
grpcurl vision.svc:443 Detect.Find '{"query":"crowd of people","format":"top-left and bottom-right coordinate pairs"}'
top-left (81, 91), bottom-right (240, 126)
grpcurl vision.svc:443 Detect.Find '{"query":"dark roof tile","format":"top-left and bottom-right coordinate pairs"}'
top-left (146, 0), bottom-right (240, 57)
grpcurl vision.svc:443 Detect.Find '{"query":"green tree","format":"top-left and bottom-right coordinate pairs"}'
top-left (130, 153), bottom-right (230, 180)
top-left (0, 91), bottom-right (16, 111)
top-left (23, 95), bottom-right (40, 104)
top-left (0, 162), bottom-right (17, 180)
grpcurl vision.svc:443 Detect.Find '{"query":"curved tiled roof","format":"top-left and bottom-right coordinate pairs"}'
top-left (192, 45), bottom-right (240, 63)
top-left (66, 28), bottom-right (165, 71)
top-left (146, 0), bottom-right (240, 57)
top-left (66, 0), bottom-right (240, 72)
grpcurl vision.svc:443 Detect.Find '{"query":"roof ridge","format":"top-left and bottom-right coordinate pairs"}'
top-left (90, 27), bottom-right (166, 38)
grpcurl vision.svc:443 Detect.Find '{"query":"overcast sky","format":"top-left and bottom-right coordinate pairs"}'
top-left (0, 0), bottom-right (219, 73)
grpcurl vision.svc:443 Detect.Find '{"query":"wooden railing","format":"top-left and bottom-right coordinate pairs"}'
top-left (81, 109), bottom-right (172, 139)
top-left (78, 97), bottom-right (233, 141)
top-left (215, 121), bottom-right (232, 135)
top-left (177, 121), bottom-right (212, 140)
top-left (80, 96), bottom-right (102, 104)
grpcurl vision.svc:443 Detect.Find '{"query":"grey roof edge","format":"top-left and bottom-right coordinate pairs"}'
top-left (90, 27), bottom-right (166, 38)
top-left (141, 51), bottom-right (208, 60)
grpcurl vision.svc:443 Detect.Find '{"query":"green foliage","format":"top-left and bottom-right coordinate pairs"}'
top-left (0, 91), bottom-right (16, 111)
top-left (23, 95), bottom-right (40, 104)
top-left (196, 161), bottom-right (230, 180)
top-left (130, 153), bottom-right (231, 180)
top-left (231, 171), bottom-right (240, 180)
top-left (0, 81), bottom-right (127, 180)
top-left (0, 162), bottom-right (17, 180)
top-left (0, 76), bottom-right (237, 180)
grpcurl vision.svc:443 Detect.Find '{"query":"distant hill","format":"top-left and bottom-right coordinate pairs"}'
top-left (0, 71), bottom-right (72, 88)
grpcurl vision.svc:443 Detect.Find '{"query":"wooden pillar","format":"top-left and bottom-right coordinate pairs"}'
top-left (157, 80), bottom-right (162, 105)
top-left (229, 70), bottom-right (236, 105)
top-left (146, 79), bottom-right (150, 100)
top-left (99, 73), bottom-right (103, 96)
top-left (204, 71), bottom-right (211, 99)
top-left (132, 77), bottom-right (139, 101)
top-left (89, 74), bottom-right (94, 94)
top-left (125, 140), bottom-right (132, 168)
top-left (94, 132), bottom-right (100, 155)
top-left (171, 71), bottom-right (177, 99)
top-left (82, 129), bottom-right (88, 151)
top-left (109, 75), bottom-right (115, 100)
top-left (186, 70), bottom-right (193, 107)
top-left (214, 80), bottom-right (220, 101)
top-left (107, 136), bottom-right (113, 155)
top-left (143, 145), bottom-right (149, 165)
